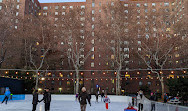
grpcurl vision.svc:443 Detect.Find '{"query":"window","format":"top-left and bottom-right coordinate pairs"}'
top-left (43, 12), bottom-right (47, 16)
top-left (152, 9), bottom-right (156, 12)
top-left (139, 81), bottom-right (143, 86)
top-left (43, 6), bottom-right (48, 10)
top-left (152, 3), bottom-right (156, 7)
top-left (0, 6), bottom-right (2, 10)
top-left (144, 3), bottom-right (148, 7)
top-left (124, 41), bottom-right (129, 45)
top-left (145, 34), bottom-right (149, 39)
top-left (92, 17), bottom-right (95, 22)
top-left (124, 10), bottom-right (128, 13)
top-left (15, 19), bottom-right (18, 23)
top-left (17, 0), bottom-right (20, 2)
top-left (70, 6), bottom-right (73, 9)
top-left (92, 24), bottom-right (95, 30)
top-left (145, 9), bottom-right (148, 13)
top-left (91, 54), bottom-right (94, 59)
top-left (16, 5), bottom-right (19, 9)
top-left (92, 10), bottom-right (95, 14)
top-left (16, 12), bottom-right (19, 16)
top-left (62, 6), bottom-right (66, 9)
top-left (92, 3), bottom-right (95, 7)
top-left (91, 47), bottom-right (94, 51)
top-left (164, 2), bottom-right (169, 6)
top-left (111, 55), bottom-right (114, 59)
top-left (55, 18), bottom-right (58, 21)
top-left (124, 48), bottom-right (129, 52)
top-left (80, 17), bottom-right (85, 21)
top-left (91, 39), bottom-right (94, 44)
top-left (138, 41), bottom-right (141, 45)
top-left (92, 32), bottom-right (94, 36)
top-left (124, 4), bottom-right (128, 7)
top-left (62, 12), bottom-right (65, 15)
top-left (91, 62), bottom-right (94, 67)
top-left (124, 54), bottom-right (129, 58)
top-left (81, 5), bottom-right (85, 9)
top-left (138, 48), bottom-right (141, 51)
top-left (55, 6), bottom-right (59, 9)
top-left (111, 2), bottom-right (114, 6)
top-left (15, 26), bottom-right (18, 29)
top-left (136, 3), bottom-right (140, 7)
top-left (55, 12), bottom-right (58, 15)
top-left (148, 82), bottom-right (151, 85)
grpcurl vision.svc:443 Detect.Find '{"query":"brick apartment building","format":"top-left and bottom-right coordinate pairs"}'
top-left (0, 0), bottom-right (187, 94)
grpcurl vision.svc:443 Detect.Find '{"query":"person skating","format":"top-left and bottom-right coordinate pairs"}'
top-left (104, 94), bottom-right (110, 110)
top-left (78, 87), bottom-right (91, 111)
top-left (101, 90), bottom-right (105, 102)
top-left (150, 92), bottom-right (157, 111)
top-left (32, 90), bottom-right (39, 111)
top-left (1, 88), bottom-right (11, 104)
top-left (95, 92), bottom-right (99, 103)
top-left (40, 88), bottom-right (51, 111)
top-left (164, 93), bottom-right (168, 103)
top-left (137, 90), bottom-right (144, 111)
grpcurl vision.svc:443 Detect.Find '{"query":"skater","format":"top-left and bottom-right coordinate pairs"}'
top-left (104, 94), bottom-right (110, 110)
top-left (32, 90), bottom-right (39, 111)
top-left (150, 92), bottom-right (157, 111)
top-left (95, 92), bottom-right (99, 103)
top-left (1, 88), bottom-right (11, 104)
top-left (40, 88), bottom-right (51, 111)
top-left (88, 91), bottom-right (92, 102)
top-left (78, 87), bottom-right (91, 111)
top-left (164, 93), bottom-right (168, 103)
top-left (76, 93), bottom-right (79, 101)
top-left (101, 90), bottom-right (105, 102)
top-left (137, 90), bottom-right (144, 111)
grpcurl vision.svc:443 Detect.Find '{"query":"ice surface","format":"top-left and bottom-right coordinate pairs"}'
top-left (0, 95), bottom-right (133, 111)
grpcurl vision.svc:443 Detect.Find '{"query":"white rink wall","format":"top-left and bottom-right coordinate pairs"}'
top-left (25, 94), bottom-right (132, 103)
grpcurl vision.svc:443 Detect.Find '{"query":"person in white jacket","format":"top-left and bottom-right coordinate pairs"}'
top-left (137, 90), bottom-right (144, 111)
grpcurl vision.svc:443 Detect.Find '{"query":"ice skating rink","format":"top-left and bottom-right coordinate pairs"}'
top-left (0, 95), bottom-right (132, 111)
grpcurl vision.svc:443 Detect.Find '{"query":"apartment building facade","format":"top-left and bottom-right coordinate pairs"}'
top-left (0, 0), bottom-right (187, 94)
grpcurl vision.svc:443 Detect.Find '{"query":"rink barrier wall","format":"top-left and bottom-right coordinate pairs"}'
top-left (25, 94), bottom-right (132, 103)
top-left (0, 94), bottom-right (25, 101)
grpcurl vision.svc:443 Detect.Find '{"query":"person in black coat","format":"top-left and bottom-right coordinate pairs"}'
top-left (95, 92), bottom-right (99, 103)
top-left (32, 90), bottom-right (39, 111)
top-left (79, 87), bottom-right (91, 111)
top-left (101, 90), bottom-right (105, 102)
top-left (40, 88), bottom-right (51, 111)
top-left (150, 92), bottom-right (157, 111)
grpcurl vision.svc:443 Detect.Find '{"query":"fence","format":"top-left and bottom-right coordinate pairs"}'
top-left (135, 95), bottom-right (188, 111)
top-left (0, 94), bottom-right (25, 101)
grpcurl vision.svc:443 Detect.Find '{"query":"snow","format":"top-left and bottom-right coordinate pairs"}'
top-left (0, 95), bottom-right (133, 111)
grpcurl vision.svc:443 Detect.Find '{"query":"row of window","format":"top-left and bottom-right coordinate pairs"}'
top-left (0, 0), bottom-right (20, 2)
top-left (43, 5), bottom-right (85, 10)
top-left (124, 2), bottom-right (170, 7)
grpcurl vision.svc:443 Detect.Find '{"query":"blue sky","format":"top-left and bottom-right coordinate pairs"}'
top-left (38, 0), bottom-right (86, 3)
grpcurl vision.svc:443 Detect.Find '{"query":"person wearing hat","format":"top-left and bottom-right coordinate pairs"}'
top-left (78, 87), bottom-right (91, 111)
top-left (39, 88), bottom-right (51, 111)
top-left (1, 88), bottom-right (11, 104)
top-left (32, 90), bottom-right (39, 111)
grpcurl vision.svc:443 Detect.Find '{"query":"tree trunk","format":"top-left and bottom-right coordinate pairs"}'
top-left (116, 70), bottom-right (121, 95)
top-left (35, 71), bottom-right (39, 90)
top-left (161, 78), bottom-right (165, 100)
top-left (75, 70), bottom-right (79, 94)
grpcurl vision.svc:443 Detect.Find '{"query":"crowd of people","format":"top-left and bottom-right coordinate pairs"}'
top-left (1, 87), bottom-right (175, 111)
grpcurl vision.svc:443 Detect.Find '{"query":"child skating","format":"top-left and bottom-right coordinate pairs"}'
top-left (104, 94), bottom-right (110, 110)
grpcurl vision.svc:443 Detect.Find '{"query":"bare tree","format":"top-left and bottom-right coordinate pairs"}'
top-left (102, 1), bottom-right (134, 95)
top-left (22, 15), bottom-right (54, 89)
top-left (134, 7), bottom-right (185, 96)
top-left (53, 7), bottom-right (92, 94)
